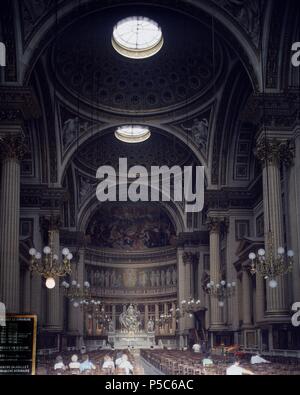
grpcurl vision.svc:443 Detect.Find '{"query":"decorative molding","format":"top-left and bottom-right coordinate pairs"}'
top-left (212, 0), bottom-right (263, 47)
top-left (0, 87), bottom-right (41, 120)
top-left (20, 185), bottom-right (66, 209)
top-left (241, 92), bottom-right (300, 128)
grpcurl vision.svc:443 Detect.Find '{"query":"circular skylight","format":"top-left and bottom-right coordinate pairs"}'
top-left (112, 17), bottom-right (163, 59)
top-left (115, 125), bottom-right (151, 143)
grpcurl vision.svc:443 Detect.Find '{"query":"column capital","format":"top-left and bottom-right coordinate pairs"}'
top-left (0, 134), bottom-right (27, 161)
top-left (39, 216), bottom-right (62, 243)
top-left (207, 217), bottom-right (228, 234)
top-left (255, 138), bottom-right (294, 167)
top-left (182, 251), bottom-right (199, 265)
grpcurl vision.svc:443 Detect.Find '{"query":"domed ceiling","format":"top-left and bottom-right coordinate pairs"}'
top-left (74, 129), bottom-right (194, 175)
top-left (52, 4), bottom-right (225, 115)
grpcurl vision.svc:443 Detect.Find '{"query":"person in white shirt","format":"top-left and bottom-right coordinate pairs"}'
top-left (202, 355), bottom-right (214, 367)
top-left (102, 355), bottom-right (115, 373)
top-left (54, 356), bottom-right (66, 372)
top-left (118, 354), bottom-right (134, 375)
top-left (251, 353), bottom-right (270, 364)
top-left (192, 343), bottom-right (201, 353)
top-left (226, 361), bottom-right (254, 376)
top-left (69, 354), bottom-right (81, 370)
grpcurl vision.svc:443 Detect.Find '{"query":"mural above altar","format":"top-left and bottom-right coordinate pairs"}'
top-left (86, 203), bottom-right (177, 250)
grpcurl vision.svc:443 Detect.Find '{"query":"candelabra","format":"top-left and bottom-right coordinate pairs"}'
top-left (248, 231), bottom-right (294, 288)
top-left (205, 281), bottom-right (236, 307)
top-left (61, 279), bottom-right (91, 307)
top-left (92, 304), bottom-right (111, 328)
top-left (157, 313), bottom-right (173, 325)
top-left (29, 230), bottom-right (73, 289)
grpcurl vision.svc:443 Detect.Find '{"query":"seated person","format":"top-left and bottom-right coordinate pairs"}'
top-left (69, 354), bottom-right (81, 371)
top-left (192, 343), bottom-right (201, 353)
top-left (54, 355), bottom-right (66, 372)
top-left (80, 354), bottom-right (96, 373)
top-left (250, 353), bottom-right (270, 365)
top-left (118, 354), bottom-right (134, 375)
top-left (102, 355), bottom-right (115, 373)
top-left (202, 354), bottom-right (214, 367)
top-left (226, 361), bottom-right (254, 376)
top-left (115, 352), bottom-right (123, 367)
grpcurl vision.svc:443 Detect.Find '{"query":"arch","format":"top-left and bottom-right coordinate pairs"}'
top-left (59, 124), bottom-right (208, 186)
top-left (78, 194), bottom-right (186, 237)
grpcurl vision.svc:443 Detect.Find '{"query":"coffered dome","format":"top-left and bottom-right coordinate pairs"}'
top-left (52, 5), bottom-right (225, 115)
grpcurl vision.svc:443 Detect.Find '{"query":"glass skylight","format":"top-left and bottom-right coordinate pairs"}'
top-left (112, 17), bottom-right (163, 59)
top-left (115, 125), bottom-right (151, 143)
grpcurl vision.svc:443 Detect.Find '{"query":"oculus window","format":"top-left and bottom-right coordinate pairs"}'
top-left (112, 16), bottom-right (163, 59)
top-left (115, 125), bottom-right (151, 143)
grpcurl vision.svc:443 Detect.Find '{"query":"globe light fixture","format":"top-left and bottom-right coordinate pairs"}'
top-left (248, 231), bottom-right (294, 288)
top-left (29, 230), bottom-right (72, 288)
top-left (171, 298), bottom-right (201, 319)
top-left (205, 280), bottom-right (236, 307)
top-left (62, 279), bottom-right (92, 307)
top-left (115, 125), bottom-right (151, 143)
top-left (45, 277), bottom-right (56, 289)
top-left (112, 16), bottom-right (163, 59)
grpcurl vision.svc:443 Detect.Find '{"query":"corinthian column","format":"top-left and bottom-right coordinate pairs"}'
top-left (256, 139), bottom-right (292, 316)
top-left (288, 127), bottom-right (300, 302)
top-left (0, 134), bottom-right (26, 313)
top-left (207, 218), bottom-right (224, 329)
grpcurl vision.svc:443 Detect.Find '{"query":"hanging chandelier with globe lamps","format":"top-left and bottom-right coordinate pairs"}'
top-left (29, 230), bottom-right (73, 289)
top-left (61, 279), bottom-right (92, 307)
top-left (205, 280), bottom-right (236, 307)
top-left (248, 231), bottom-right (294, 288)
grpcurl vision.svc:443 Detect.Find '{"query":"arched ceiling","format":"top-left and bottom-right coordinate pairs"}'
top-left (73, 129), bottom-right (195, 176)
top-left (52, 5), bottom-right (225, 115)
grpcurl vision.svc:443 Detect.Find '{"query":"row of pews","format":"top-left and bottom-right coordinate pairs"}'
top-left (140, 349), bottom-right (300, 375)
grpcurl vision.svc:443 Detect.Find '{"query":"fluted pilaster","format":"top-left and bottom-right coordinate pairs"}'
top-left (242, 270), bottom-right (252, 326)
top-left (207, 218), bottom-right (224, 329)
top-left (0, 134), bottom-right (26, 313)
top-left (177, 248), bottom-right (185, 332)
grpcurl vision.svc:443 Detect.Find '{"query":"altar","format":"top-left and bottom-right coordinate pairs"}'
top-left (108, 304), bottom-right (156, 349)
top-left (108, 331), bottom-right (155, 349)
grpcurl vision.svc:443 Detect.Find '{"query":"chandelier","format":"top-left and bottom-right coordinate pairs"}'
top-left (29, 230), bottom-right (73, 289)
top-left (248, 231), bottom-right (294, 288)
top-left (205, 281), bottom-right (236, 307)
top-left (170, 298), bottom-right (201, 319)
top-left (61, 279), bottom-right (92, 307)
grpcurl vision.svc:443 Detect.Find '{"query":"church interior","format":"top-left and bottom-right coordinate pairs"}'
top-left (0, 0), bottom-right (300, 376)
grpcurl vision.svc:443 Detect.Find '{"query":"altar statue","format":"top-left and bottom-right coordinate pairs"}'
top-left (147, 319), bottom-right (155, 333)
top-left (119, 304), bottom-right (142, 333)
